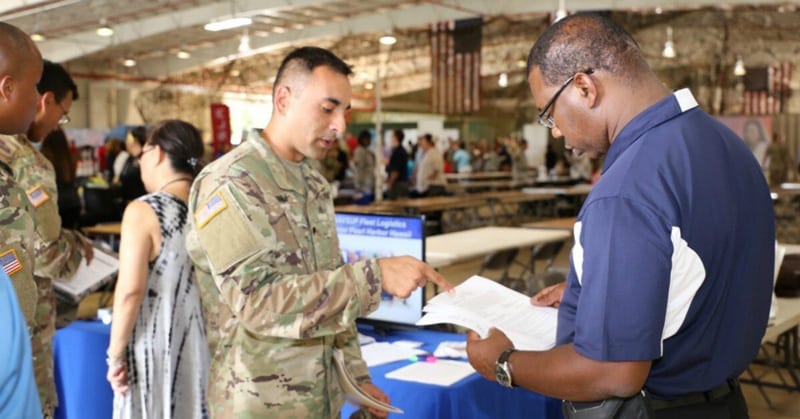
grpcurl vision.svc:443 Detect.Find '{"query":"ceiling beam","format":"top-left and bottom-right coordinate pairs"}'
top-left (35, 0), bottom-right (339, 63)
top-left (133, 0), bottom-right (545, 78)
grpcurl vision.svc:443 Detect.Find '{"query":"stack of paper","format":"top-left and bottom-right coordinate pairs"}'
top-left (416, 275), bottom-right (558, 350)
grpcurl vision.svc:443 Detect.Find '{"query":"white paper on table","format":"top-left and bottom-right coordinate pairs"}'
top-left (360, 342), bottom-right (427, 367)
top-left (358, 333), bottom-right (376, 346)
top-left (385, 360), bottom-right (475, 386)
top-left (416, 275), bottom-right (558, 350)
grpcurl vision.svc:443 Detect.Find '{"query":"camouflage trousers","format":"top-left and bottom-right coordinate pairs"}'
top-left (31, 275), bottom-right (57, 417)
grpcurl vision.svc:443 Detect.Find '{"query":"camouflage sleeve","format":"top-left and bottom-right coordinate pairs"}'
top-left (0, 241), bottom-right (37, 328)
top-left (335, 324), bottom-right (372, 384)
top-left (33, 228), bottom-right (85, 280)
top-left (188, 178), bottom-right (383, 340)
top-left (0, 173), bottom-right (38, 327)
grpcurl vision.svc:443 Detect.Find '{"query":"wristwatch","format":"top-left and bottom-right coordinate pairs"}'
top-left (494, 348), bottom-right (517, 388)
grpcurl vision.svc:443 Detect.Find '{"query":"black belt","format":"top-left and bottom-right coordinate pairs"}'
top-left (647, 378), bottom-right (740, 411)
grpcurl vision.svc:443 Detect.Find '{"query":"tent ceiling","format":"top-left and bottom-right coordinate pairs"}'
top-left (3, 0), bottom-right (799, 104)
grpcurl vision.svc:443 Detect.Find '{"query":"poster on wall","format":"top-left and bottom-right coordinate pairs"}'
top-left (716, 116), bottom-right (772, 168)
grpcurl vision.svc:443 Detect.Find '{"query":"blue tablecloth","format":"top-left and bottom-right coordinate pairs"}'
top-left (341, 324), bottom-right (563, 419)
top-left (53, 321), bottom-right (562, 419)
top-left (53, 320), bottom-right (113, 419)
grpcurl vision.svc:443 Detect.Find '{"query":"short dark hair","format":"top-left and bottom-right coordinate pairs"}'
top-left (393, 129), bottom-right (405, 142)
top-left (147, 120), bottom-right (204, 177)
top-left (129, 125), bottom-right (148, 146)
top-left (38, 60), bottom-right (78, 102)
top-left (273, 46), bottom-right (352, 92)
top-left (527, 13), bottom-right (645, 86)
top-left (357, 130), bottom-right (371, 147)
top-left (422, 133), bottom-right (433, 145)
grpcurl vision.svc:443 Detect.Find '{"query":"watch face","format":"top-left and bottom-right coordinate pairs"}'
top-left (495, 363), bottom-right (512, 387)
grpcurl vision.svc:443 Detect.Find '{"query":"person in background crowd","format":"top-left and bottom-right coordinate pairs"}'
top-left (0, 59), bottom-right (94, 418)
top-left (468, 13), bottom-right (773, 419)
top-left (320, 145), bottom-right (344, 183)
top-left (103, 138), bottom-right (123, 182)
top-left (185, 46), bottom-right (451, 418)
top-left (106, 120), bottom-right (209, 418)
top-left (443, 138), bottom-right (457, 173)
top-left (352, 129), bottom-right (375, 194)
top-left (75, 145), bottom-right (97, 180)
top-left (742, 118), bottom-right (768, 169)
top-left (471, 138), bottom-right (490, 172)
top-left (412, 133), bottom-right (447, 197)
top-left (386, 128), bottom-right (409, 199)
top-left (40, 129), bottom-right (81, 229)
top-left (116, 126), bottom-right (147, 207)
top-left (452, 140), bottom-right (472, 173)
top-left (509, 138), bottom-right (529, 182)
top-left (111, 138), bottom-right (130, 183)
top-left (495, 137), bottom-right (512, 171)
top-left (765, 132), bottom-right (791, 187)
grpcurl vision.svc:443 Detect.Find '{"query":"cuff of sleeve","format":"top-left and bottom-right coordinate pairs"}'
top-left (352, 259), bottom-right (382, 316)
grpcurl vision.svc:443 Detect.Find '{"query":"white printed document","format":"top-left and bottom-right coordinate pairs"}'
top-left (360, 342), bottom-right (427, 367)
top-left (385, 360), bottom-right (475, 387)
top-left (53, 248), bottom-right (118, 303)
top-left (416, 275), bottom-right (558, 350)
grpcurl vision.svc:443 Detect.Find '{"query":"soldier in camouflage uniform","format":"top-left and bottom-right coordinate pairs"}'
top-left (0, 24), bottom-right (43, 330)
top-left (186, 47), bottom-right (451, 418)
top-left (0, 21), bottom-right (45, 417)
top-left (0, 60), bottom-right (92, 418)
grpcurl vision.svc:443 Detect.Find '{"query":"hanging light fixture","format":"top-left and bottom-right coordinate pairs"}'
top-left (122, 58), bottom-right (136, 67)
top-left (379, 32), bottom-right (397, 46)
top-left (96, 19), bottom-right (114, 37)
top-left (176, 49), bottom-right (191, 59)
top-left (662, 26), bottom-right (676, 59)
top-left (734, 56), bottom-right (746, 76)
top-left (498, 73), bottom-right (509, 88)
top-left (204, 17), bottom-right (252, 32)
top-left (30, 33), bottom-right (45, 42)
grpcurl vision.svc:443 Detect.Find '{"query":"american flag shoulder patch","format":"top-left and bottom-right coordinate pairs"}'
top-left (26, 185), bottom-right (50, 208)
top-left (195, 191), bottom-right (228, 229)
top-left (0, 248), bottom-right (23, 276)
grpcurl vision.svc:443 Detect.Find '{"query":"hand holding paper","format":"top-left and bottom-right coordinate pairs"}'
top-left (416, 275), bottom-right (558, 350)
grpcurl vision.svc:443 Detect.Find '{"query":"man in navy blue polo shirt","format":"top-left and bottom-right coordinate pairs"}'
top-left (466, 13), bottom-right (774, 419)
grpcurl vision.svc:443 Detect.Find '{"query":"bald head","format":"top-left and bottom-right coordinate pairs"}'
top-left (527, 13), bottom-right (650, 87)
top-left (0, 22), bottom-right (43, 135)
top-left (0, 22), bottom-right (41, 79)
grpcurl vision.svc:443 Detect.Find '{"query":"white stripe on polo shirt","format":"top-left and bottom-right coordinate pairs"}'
top-left (571, 222), bottom-right (706, 356)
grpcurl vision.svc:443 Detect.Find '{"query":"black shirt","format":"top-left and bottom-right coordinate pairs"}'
top-left (386, 146), bottom-right (409, 182)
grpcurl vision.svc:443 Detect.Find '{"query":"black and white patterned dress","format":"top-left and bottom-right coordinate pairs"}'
top-left (114, 192), bottom-right (209, 419)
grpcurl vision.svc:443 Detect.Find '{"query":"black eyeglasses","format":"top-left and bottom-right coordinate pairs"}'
top-left (536, 68), bottom-right (594, 129)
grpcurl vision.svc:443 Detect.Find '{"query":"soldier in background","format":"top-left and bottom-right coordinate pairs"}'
top-left (186, 46), bottom-right (452, 418)
top-left (0, 21), bottom-right (45, 418)
top-left (0, 60), bottom-right (94, 418)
